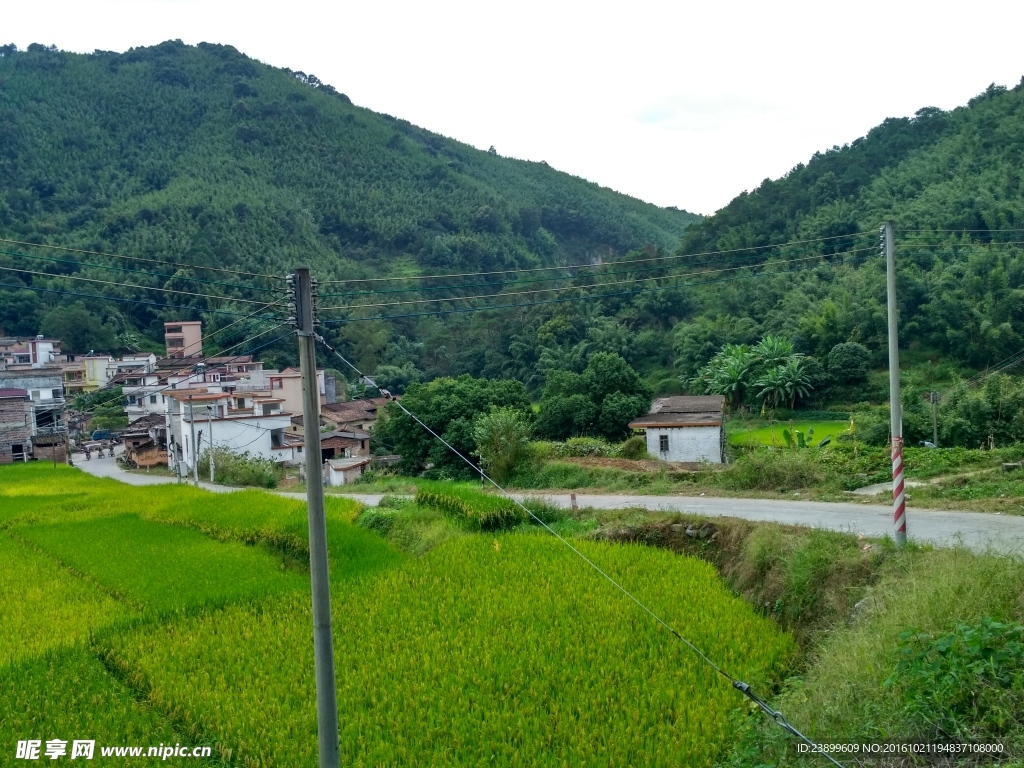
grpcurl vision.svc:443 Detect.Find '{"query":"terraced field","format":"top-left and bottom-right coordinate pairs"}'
top-left (0, 463), bottom-right (796, 766)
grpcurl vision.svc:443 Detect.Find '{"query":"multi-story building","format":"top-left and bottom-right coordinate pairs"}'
top-left (164, 321), bottom-right (203, 358)
top-left (0, 388), bottom-right (31, 463)
top-left (0, 369), bottom-right (66, 458)
top-left (0, 336), bottom-right (62, 369)
top-left (61, 354), bottom-right (115, 396)
top-left (165, 390), bottom-right (300, 476)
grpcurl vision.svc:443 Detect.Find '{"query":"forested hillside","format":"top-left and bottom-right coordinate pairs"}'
top-left (2, 39), bottom-right (1024, 412)
top-left (0, 40), bottom-right (695, 353)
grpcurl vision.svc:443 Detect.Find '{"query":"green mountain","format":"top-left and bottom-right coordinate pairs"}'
top-left (671, 80), bottom-right (1024, 377)
top-left (0, 40), bottom-right (696, 345)
top-left (3, 39), bottom-right (1024, 404)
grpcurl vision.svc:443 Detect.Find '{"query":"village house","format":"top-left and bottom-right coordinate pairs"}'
top-left (0, 388), bottom-right (31, 463)
top-left (0, 336), bottom-right (61, 369)
top-left (165, 390), bottom-right (301, 477)
top-left (320, 397), bottom-right (391, 432)
top-left (318, 429), bottom-right (371, 463)
top-left (60, 354), bottom-right (115, 396)
top-left (629, 395), bottom-right (726, 464)
top-left (324, 456), bottom-right (372, 486)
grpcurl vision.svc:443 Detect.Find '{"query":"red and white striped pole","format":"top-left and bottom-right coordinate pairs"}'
top-left (883, 221), bottom-right (907, 547)
top-left (891, 435), bottom-right (907, 545)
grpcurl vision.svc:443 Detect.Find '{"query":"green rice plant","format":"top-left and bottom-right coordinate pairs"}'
top-left (415, 481), bottom-right (525, 530)
top-left (0, 646), bottom-right (184, 766)
top-left (0, 533), bottom-right (128, 666)
top-left (17, 515), bottom-right (309, 613)
top-left (107, 534), bottom-right (796, 767)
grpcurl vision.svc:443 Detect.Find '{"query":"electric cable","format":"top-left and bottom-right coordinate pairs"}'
top-left (319, 238), bottom-right (878, 299)
top-left (0, 280), bottom-right (284, 319)
top-left (321, 231), bottom-right (876, 284)
top-left (0, 247), bottom-right (281, 294)
top-left (0, 236), bottom-right (286, 280)
top-left (312, 331), bottom-right (845, 768)
top-left (319, 247), bottom-right (876, 312)
top-left (0, 264), bottom-right (269, 304)
top-left (322, 251), bottom-right (873, 326)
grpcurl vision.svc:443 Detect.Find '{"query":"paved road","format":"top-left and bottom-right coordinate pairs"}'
top-left (75, 452), bottom-right (1024, 555)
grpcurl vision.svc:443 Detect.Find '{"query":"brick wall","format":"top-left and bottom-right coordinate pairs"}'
top-left (0, 398), bottom-right (30, 464)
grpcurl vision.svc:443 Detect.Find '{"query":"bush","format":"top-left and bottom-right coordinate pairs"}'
top-left (884, 618), bottom-right (1024, 742)
top-left (828, 342), bottom-right (870, 384)
top-left (557, 437), bottom-right (615, 457)
top-left (715, 449), bottom-right (825, 491)
top-left (415, 482), bottom-right (524, 531)
top-left (618, 435), bottom-right (649, 460)
top-left (473, 407), bottom-right (533, 482)
top-left (197, 448), bottom-right (283, 488)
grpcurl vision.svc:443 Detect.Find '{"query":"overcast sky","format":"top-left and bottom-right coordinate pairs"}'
top-left (7, 0), bottom-right (1024, 214)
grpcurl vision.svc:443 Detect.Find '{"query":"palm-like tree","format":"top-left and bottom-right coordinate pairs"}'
top-left (754, 335), bottom-right (794, 368)
top-left (778, 357), bottom-right (813, 409)
top-left (754, 365), bottom-right (788, 410)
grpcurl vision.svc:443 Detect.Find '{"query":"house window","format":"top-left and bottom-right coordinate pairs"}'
top-left (659, 434), bottom-right (669, 453)
top-left (150, 395), bottom-right (158, 404)
top-left (52, 389), bottom-right (62, 399)
top-left (167, 338), bottom-right (184, 348)
top-left (165, 326), bottom-right (182, 334)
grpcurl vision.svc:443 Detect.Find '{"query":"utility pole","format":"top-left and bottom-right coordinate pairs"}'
top-left (289, 267), bottom-right (340, 768)
top-left (188, 394), bottom-right (199, 489)
top-left (208, 408), bottom-right (215, 483)
top-left (930, 391), bottom-right (939, 447)
top-left (884, 221), bottom-right (906, 547)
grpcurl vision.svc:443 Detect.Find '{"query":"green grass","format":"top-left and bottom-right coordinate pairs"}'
top-left (106, 534), bottom-right (796, 767)
top-left (0, 646), bottom-right (185, 766)
top-left (17, 515), bottom-right (309, 613)
top-left (731, 546), bottom-right (1024, 765)
top-left (728, 421), bottom-right (850, 447)
top-left (0, 533), bottom-right (128, 666)
top-left (0, 462), bottom-right (798, 766)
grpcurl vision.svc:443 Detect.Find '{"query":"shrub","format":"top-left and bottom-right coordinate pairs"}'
top-left (618, 435), bottom-right (650, 460)
top-left (828, 342), bottom-right (870, 384)
top-left (415, 482), bottom-right (524, 531)
top-left (473, 407), bottom-right (533, 482)
top-left (715, 449), bottom-right (825, 491)
top-left (885, 618), bottom-right (1024, 742)
top-left (558, 437), bottom-right (615, 457)
top-left (197, 447), bottom-right (283, 488)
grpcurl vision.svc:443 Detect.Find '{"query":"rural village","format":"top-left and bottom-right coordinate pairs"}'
top-left (3, 16), bottom-right (1024, 768)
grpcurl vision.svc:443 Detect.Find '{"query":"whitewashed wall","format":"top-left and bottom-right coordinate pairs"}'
top-left (645, 426), bottom-right (722, 463)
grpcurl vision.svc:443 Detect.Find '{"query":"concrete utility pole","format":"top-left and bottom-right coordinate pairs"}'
top-left (930, 391), bottom-right (940, 447)
top-left (291, 267), bottom-right (340, 768)
top-left (884, 221), bottom-right (906, 547)
top-left (188, 394), bottom-right (199, 489)
top-left (208, 408), bottom-right (215, 483)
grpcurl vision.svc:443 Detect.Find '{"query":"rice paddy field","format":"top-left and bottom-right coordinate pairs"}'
top-left (727, 420), bottom-right (850, 448)
top-left (0, 463), bottom-right (796, 766)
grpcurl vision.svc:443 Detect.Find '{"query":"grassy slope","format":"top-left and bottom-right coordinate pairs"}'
top-left (0, 463), bottom-right (792, 767)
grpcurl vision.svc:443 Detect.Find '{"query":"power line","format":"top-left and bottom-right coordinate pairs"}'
top-left (75, 322), bottom-right (290, 419)
top-left (322, 251), bottom-right (873, 326)
top-left (0, 247), bottom-right (281, 294)
top-left (0, 264), bottom-right (269, 305)
top-left (312, 331), bottom-right (844, 768)
top-left (319, 238), bottom-right (878, 299)
top-left (0, 236), bottom-right (286, 280)
top-left (320, 247), bottom-right (877, 312)
top-left (321, 230), bottom-right (876, 284)
top-left (74, 317), bottom-right (289, 418)
top-left (0, 280), bottom-right (283, 319)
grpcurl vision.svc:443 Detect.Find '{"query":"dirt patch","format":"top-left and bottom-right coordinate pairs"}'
top-left (562, 457), bottom-right (705, 472)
